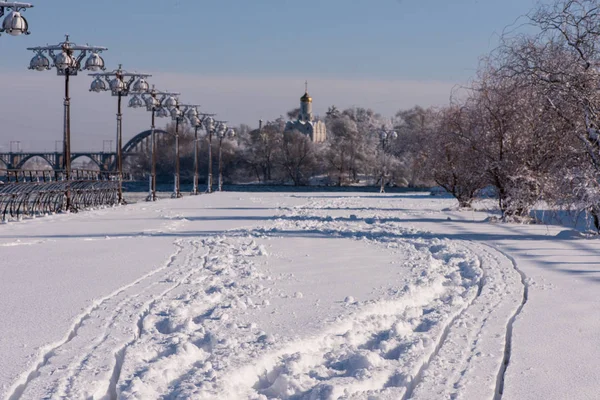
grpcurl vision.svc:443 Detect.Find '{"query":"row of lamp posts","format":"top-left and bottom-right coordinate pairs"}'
top-left (4, 5), bottom-right (237, 204)
top-left (127, 94), bottom-right (235, 201)
top-left (3, 11), bottom-right (392, 199)
top-left (22, 33), bottom-right (235, 206)
top-left (0, 6), bottom-right (398, 198)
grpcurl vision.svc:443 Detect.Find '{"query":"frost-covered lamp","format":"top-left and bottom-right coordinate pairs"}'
top-left (88, 64), bottom-right (151, 203)
top-left (27, 35), bottom-right (108, 194)
top-left (0, 2), bottom-right (33, 37)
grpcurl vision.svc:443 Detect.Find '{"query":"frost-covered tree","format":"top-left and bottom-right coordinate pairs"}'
top-left (340, 107), bottom-right (387, 183)
top-left (394, 106), bottom-right (437, 187)
top-left (493, 0), bottom-right (600, 228)
top-left (326, 105), bottom-right (340, 119)
top-left (279, 130), bottom-right (319, 185)
top-left (424, 55), bottom-right (574, 216)
top-left (423, 106), bottom-right (485, 208)
top-left (324, 115), bottom-right (358, 186)
top-left (239, 119), bottom-right (284, 182)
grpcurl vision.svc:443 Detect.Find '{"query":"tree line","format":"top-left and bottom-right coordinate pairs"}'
top-left (125, 105), bottom-right (433, 190)
top-left (424, 0), bottom-right (600, 230)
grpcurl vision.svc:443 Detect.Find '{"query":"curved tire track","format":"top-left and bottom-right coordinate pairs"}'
top-left (410, 242), bottom-right (526, 400)
top-left (8, 240), bottom-right (210, 400)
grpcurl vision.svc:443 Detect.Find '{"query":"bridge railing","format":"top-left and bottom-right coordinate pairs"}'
top-left (0, 169), bottom-right (121, 221)
top-left (0, 168), bottom-right (117, 183)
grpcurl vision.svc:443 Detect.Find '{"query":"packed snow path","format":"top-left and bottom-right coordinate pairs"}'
top-left (0, 193), bottom-right (598, 399)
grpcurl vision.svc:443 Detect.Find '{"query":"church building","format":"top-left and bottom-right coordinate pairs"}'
top-left (284, 84), bottom-right (327, 143)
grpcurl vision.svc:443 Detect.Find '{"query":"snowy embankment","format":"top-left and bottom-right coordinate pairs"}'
top-left (0, 193), bottom-right (597, 399)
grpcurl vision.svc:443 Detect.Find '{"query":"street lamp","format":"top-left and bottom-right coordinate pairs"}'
top-left (154, 95), bottom-right (179, 197)
top-left (217, 124), bottom-right (235, 192)
top-left (89, 64), bottom-right (151, 204)
top-left (129, 86), bottom-right (179, 201)
top-left (174, 102), bottom-right (202, 198)
top-left (188, 110), bottom-right (216, 195)
top-left (0, 2), bottom-right (33, 37)
top-left (156, 97), bottom-right (199, 198)
top-left (379, 128), bottom-right (398, 193)
top-left (27, 35), bottom-right (107, 208)
top-left (203, 117), bottom-right (220, 194)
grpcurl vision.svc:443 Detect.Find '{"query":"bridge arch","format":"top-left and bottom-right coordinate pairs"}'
top-left (16, 154), bottom-right (56, 170)
top-left (71, 154), bottom-right (102, 170)
top-left (122, 129), bottom-right (170, 155)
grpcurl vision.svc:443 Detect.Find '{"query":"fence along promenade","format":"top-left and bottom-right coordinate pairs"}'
top-left (0, 168), bottom-right (120, 220)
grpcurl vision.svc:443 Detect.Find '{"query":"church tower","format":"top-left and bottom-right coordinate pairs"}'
top-left (299, 81), bottom-right (313, 122)
top-left (284, 81), bottom-right (326, 143)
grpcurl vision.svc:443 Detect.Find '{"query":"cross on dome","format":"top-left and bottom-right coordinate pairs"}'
top-left (301, 80), bottom-right (312, 103)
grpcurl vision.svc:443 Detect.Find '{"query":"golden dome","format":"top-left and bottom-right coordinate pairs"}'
top-left (301, 92), bottom-right (312, 103)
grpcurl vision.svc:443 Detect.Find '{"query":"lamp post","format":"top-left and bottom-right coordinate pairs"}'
top-left (217, 124), bottom-right (236, 192)
top-left (154, 98), bottom-right (177, 197)
top-left (129, 87), bottom-right (179, 201)
top-left (168, 99), bottom-right (183, 198)
top-left (379, 128), bottom-right (398, 193)
top-left (0, 2), bottom-right (33, 37)
top-left (203, 117), bottom-right (225, 194)
top-left (174, 102), bottom-right (201, 198)
top-left (188, 111), bottom-right (216, 195)
top-left (156, 97), bottom-right (200, 198)
top-left (28, 35), bottom-right (107, 209)
top-left (89, 65), bottom-right (151, 204)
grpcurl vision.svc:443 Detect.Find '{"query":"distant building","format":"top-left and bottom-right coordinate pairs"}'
top-left (284, 83), bottom-right (327, 143)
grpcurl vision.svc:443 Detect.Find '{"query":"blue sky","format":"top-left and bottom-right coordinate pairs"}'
top-left (0, 0), bottom-right (542, 151)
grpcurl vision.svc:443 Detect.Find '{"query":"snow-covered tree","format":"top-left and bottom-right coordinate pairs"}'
top-left (324, 115), bottom-right (358, 186)
top-left (393, 106), bottom-right (438, 187)
top-left (423, 106), bottom-right (485, 208)
top-left (239, 120), bottom-right (283, 183)
top-left (279, 130), bottom-right (319, 185)
top-left (492, 0), bottom-right (600, 228)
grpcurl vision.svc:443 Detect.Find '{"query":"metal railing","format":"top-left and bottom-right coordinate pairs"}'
top-left (0, 169), bottom-right (120, 220)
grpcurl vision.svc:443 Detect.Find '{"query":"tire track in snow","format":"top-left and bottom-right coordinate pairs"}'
top-left (6, 243), bottom-right (186, 400)
top-left (210, 239), bottom-right (485, 400)
top-left (261, 198), bottom-right (526, 399)
top-left (490, 245), bottom-right (528, 400)
top-left (319, 199), bottom-right (528, 399)
top-left (114, 235), bottom-right (273, 399)
top-left (57, 267), bottom-right (181, 399)
top-left (409, 242), bottom-right (524, 400)
top-left (9, 238), bottom-right (210, 400)
top-left (447, 251), bottom-right (506, 388)
top-left (89, 241), bottom-right (205, 400)
top-left (106, 246), bottom-right (209, 400)
top-left (400, 253), bottom-right (486, 400)
top-left (208, 199), bottom-right (482, 398)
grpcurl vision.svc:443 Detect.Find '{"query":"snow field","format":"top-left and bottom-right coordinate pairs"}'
top-left (0, 193), bottom-right (545, 399)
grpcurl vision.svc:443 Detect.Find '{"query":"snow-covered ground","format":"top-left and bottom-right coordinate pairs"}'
top-left (1, 192), bottom-right (598, 399)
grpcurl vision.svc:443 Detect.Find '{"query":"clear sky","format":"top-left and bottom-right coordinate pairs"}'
top-left (0, 0), bottom-right (542, 152)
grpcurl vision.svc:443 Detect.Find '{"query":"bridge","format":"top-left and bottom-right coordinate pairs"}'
top-left (0, 129), bottom-right (169, 171)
